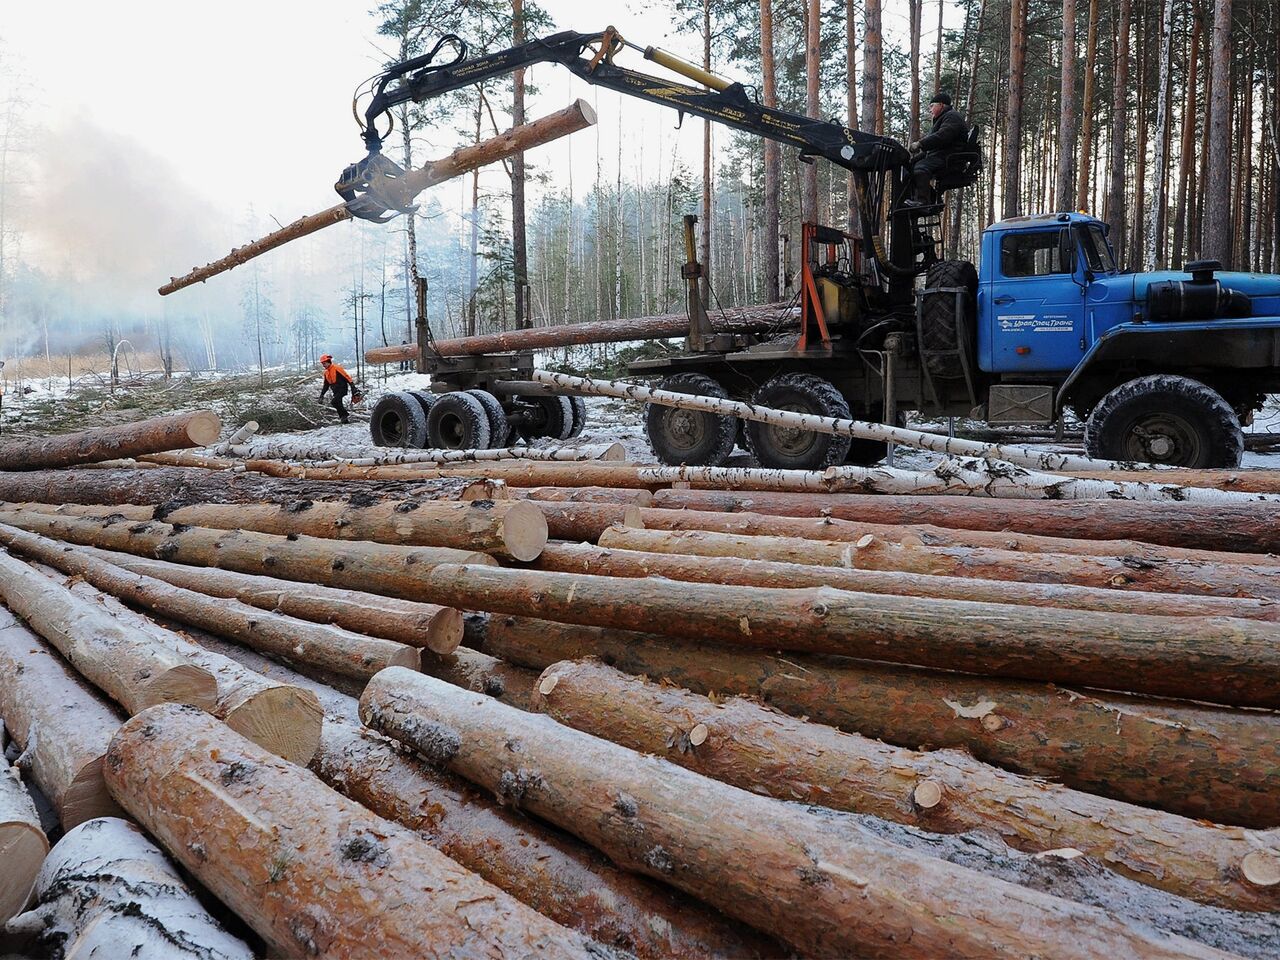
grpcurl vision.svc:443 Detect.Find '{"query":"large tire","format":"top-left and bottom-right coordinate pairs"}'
top-left (1084, 374), bottom-right (1244, 468)
top-left (369, 391), bottom-right (429, 447)
top-left (566, 395), bottom-right (589, 439)
top-left (467, 389), bottom-right (511, 448)
top-left (745, 373), bottom-right (853, 470)
top-left (920, 260), bottom-right (978, 379)
top-left (408, 390), bottom-right (437, 420)
top-left (516, 396), bottom-right (575, 442)
top-left (645, 374), bottom-right (738, 467)
top-left (427, 392), bottom-right (492, 450)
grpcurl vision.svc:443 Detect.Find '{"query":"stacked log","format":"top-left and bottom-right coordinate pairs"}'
top-left (0, 747), bottom-right (46, 924)
top-left (0, 410), bottom-right (220, 471)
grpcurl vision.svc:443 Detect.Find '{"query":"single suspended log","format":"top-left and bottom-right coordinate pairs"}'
top-left (1064, 467), bottom-right (1280, 493)
top-left (46, 566), bottom-right (323, 766)
top-left (422, 647), bottom-right (539, 711)
top-left (0, 748), bottom-right (46, 924)
top-left (0, 547), bottom-right (215, 714)
top-left (365, 303), bottom-right (792, 364)
top-left (532, 542), bottom-right (1280, 622)
top-left (533, 501), bottom-right (641, 542)
top-left (533, 659), bottom-right (1280, 912)
top-left (154, 498), bottom-right (548, 562)
top-left (422, 563), bottom-right (1280, 708)
top-left (0, 466), bottom-right (502, 508)
top-left (108, 705), bottom-right (605, 958)
top-left (0, 511), bottom-right (495, 601)
top-left (161, 100), bottom-right (599, 294)
top-left (481, 615), bottom-right (1280, 828)
top-left (634, 505), bottom-right (1266, 565)
top-left (597, 526), bottom-right (1280, 601)
top-left (4, 817), bottom-right (253, 960)
top-left (649, 488), bottom-right (1280, 554)
top-left (75, 546), bottom-right (462, 653)
top-left (360, 669), bottom-right (1225, 959)
top-left (0, 410), bottom-right (221, 472)
top-left (0, 524), bottom-right (420, 683)
top-left (0, 610), bottom-right (124, 827)
top-left (230, 439), bottom-right (626, 464)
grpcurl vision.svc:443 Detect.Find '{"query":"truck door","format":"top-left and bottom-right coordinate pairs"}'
top-left (985, 228), bottom-right (1086, 373)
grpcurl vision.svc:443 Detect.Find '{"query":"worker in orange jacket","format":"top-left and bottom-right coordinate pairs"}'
top-left (318, 355), bottom-right (358, 423)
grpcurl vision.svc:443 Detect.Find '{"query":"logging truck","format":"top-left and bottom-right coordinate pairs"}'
top-left (351, 27), bottom-right (1280, 468)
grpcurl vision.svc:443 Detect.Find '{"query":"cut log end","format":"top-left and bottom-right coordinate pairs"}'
top-left (224, 686), bottom-right (324, 767)
top-left (184, 411), bottom-right (223, 447)
top-left (599, 442), bottom-right (626, 461)
top-left (424, 607), bottom-right (464, 655)
top-left (500, 501), bottom-right (550, 562)
top-left (912, 779), bottom-right (944, 809)
top-left (538, 674), bottom-right (560, 696)
top-left (60, 760), bottom-right (126, 830)
top-left (391, 644), bottom-right (424, 671)
top-left (139, 664), bottom-right (219, 712)
top-left (688, 723), bottom-right (709, 747)
top-left (1242, 851), bottom-right (1280, 887)
top-left (0, 821), bottom-right (47, 923)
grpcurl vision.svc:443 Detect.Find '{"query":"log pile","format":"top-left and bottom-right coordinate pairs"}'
top-left (0, 413), bottom-right (1278, 958)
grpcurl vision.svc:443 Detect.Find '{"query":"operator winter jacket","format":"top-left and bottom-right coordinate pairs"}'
top-left (918, 107), bottom-right (968, 157)
top-left (320, 363), bottom-right (353, 397)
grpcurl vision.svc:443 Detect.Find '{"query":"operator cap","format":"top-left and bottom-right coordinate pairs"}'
top-left (930, 92), bottom-right (952, 106)
top-left (319, 354), bottom-right (333, 363)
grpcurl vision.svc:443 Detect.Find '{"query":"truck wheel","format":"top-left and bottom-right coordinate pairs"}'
top-left (427, 392), bottom-right (492, 450)
top-left (467, 389), bottom-right (511, 448)
top-left (1084, 374), bottom-right (1244, 468)
top-left (745, 373), bottom-right (853, 470)
top-left (644, 373), bottom-right (737, 466)
top-left (516, 396), bottom-right (575, 442)
top-left (566, 395), bottom-right (589, 439)
top-left (408, 390), bottom-right (437, 420)
top-left (370, 391), bottom-right (429, 448)
top-left (920, 260), bottom-right (978, 379)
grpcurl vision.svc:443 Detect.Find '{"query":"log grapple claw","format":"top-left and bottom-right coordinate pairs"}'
top-left (335, 153), bottom-right (419, 223)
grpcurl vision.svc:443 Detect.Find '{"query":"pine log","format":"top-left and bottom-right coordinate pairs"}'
top-left (0, 411), bottom-right (221, 471)
top-left (105, 704), bottom-right (604, 958)
top-left (532, 541), bottom-right (1280, 622)
top-left (0, 466), bottom-right (501, 509)
top-left (0, 548), bottom-right (215, 714)
top-left (213, 419), bottom-right (260, 454)
top-left (47, 569), bottom-right (323, 766)
top-left (533, 659), bottom-right (1280, 911)
top-left (365, 304), bottom-right (792, 364)
top-left (510, 485), bottom-right (655, 505)
top-left (634, 506), bottom-right (1268, 565)
top-left (137, 450), bottom-right (242, 470)
top-left (480, 615), bottom-right (1280, 828)
top-left (649, 488), bottom-right (1280, 554)
top-left (153, 498), bottom-right (549, 561)
top-left (162, 100), bottom-right (599, 295)
top-left (4, 817), bottom-right (253, 960)
top-left (74, 547), bottom-right (462, 653)
top-left (1064, 467), bottom-right (1280, 493)
top-left (0, 525), bottom-right (421, 683)
top-left (597, 526), bottom-right (1280, 601)
top-left (422, 647), bottom-right (539, 710)
top-left (533, 501), bottom-right (641, 542)
top-left (360, 668), bottom-right (1226, 959)
top-left (0, 511), bottom-right (496, 601)
top-left (422, 563), bottom-right (1280, 708)
top-left (0, 748), bottom-right (46, 924)
top-left (0, 610), bottom-right (124, 827)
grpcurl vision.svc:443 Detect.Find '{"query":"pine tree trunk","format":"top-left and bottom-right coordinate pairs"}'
top-left (1055, 0), bottom-right (1079, 210)
top-left (700, 0), bottom-right (712, 308)
top-left (1107, 0), bottom-right (1132, 258)
top-left (1171, 6), bottom-right (1202, 266)
top-left (908, 0), bottom-right (922, 144)
top-left (1203, 0), bottom-right (1233, 262)
top-left (1003, 0), bottom-right (1029, 217)
top-left (511, 0), bottom-right (528, 329)
top-left (1075, 0), bottom-right (1100, 208)
top-left (861, 0), bottom-right (883, 135)
top-left (761, 0), bottom-right (781, 297)
top-left (845, 0), bottom-right (859, 235)
top-left (803, 0), bottom-right (821, 220)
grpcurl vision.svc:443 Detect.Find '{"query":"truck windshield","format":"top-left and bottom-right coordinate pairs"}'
top-left (1079, 225), bottom-right (1116, 273)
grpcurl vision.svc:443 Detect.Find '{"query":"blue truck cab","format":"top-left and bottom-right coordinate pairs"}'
top-left (958, 211), bottom-right (1280, 466)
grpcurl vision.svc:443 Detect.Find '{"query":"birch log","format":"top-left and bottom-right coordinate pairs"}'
top-left (533, 659), bottom-right (1280, 912)
top-left (648, 488), bottom-right (1280, 554)
top-left (230, 440), bottom-right (625, 464)
top-left (0, 749), bottom-right (46, 924)
top-left (213, 419), bottom-right (260, 455)
top-left (104, 704), bottom-right (603, 959)
top-left (0, 610), bottom-right (124, 827)
top-left (423, 563), bottom-right (1280, 708)
top-left (596, 526), bottom-right (1280, 600)
top-left (4, 818), bottom-right (253, 960)
top-left (480, 615), bottom-right (1280, 828)
top-left (360, 668), bottom-right (1226, 959)
top-left (75, 546), bottom-right (462, 653)
top-left (160, 100), bottom-right (599, 294)
top-left (0, 548), bottom-right (215, 714)
top-left (531, 542), bottom-right (1280, 622)
top-left (0, 410), bottom-right (221, 471)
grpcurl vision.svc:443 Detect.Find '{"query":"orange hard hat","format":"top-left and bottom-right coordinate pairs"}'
top-left (319, 354), bottom-right (332, 363)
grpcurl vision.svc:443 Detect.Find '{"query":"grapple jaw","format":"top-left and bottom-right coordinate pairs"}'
top-left (335, 153), bottom-right (419, 223)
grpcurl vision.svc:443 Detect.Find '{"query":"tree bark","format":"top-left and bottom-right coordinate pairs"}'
top-left (760, 0), bottom-right (781, 297)
top-left (511, 0), bottom-right (528, 329)
top-left (160, 101), bottom-right (598, 296)
top-left (647, 488), bottom-right (1280, 553)
top-left (73, 547), bottom-right (461, 654)
top-left (0, 610), bottom-right (124, 828)
top-left (908, 0), bottom-right (922, 144)
top-left (1075, 0), bottom-right (1099, 208)
top-left (1054, 0), bottom-right (1078, 210)
top-left (1144, 0), bottom-right (1177, 270)
top-left (0, 749), bottom-right (46, 925)
top-left (228, 439), bottom-right (624, 464)
top-left (803, 0), bottom-right (821, 219)
top-left (532, 501), bottom-right (642, 541)
top-left (421, 647), bottom-right (539, 711)
top-left (1003, 0), bottom-right (1028, 217)
top-left (531, 541), bottom-right (1280, 622)
top-left (364, 303), bottom-right (791, 364)
top-left (0, 547), bottom-right (215, 715)
top-left (105, 704), bottom-right (602, 959)
top-left (533, 659), bottom-right (1280, 912)
top-left (4, 817), bottom-right (253, 960)
top-left (360, 669), bottom-right (1226, 959)
top-left (1203, 0), bottom-right (1233, 263)
top-left (1107, 0), bottom-right (1132, 256)
top-left (479, 615), bottom-right (1280, 828)
top-left (0, 511), bottom-right (495, 601)
top-left (420, 563), bottom-right (1280, 708)
top-left (861, 0), bottom-right (883, 136)
top-left (0, 411), bottom-right (220, 471)
top-left (1172, 7), bottom-right (1203, 266)
top-left (137, 450), bottom-right (240, 470)
top-left (1064, 466), bottom-right (1280, 493)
